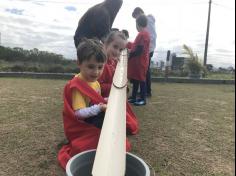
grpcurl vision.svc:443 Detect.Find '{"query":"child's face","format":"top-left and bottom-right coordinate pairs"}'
top-left (78, 56), bottom-right (105, 82)
top-left (105, 35), bottom-right (126, 60)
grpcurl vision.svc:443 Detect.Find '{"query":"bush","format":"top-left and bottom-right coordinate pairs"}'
top-left (11, 65), bottom-right (25, 72)
top-left (47, 66), bottom-right (65, 73)
top-left (185, 59), bottom-right (203, 74)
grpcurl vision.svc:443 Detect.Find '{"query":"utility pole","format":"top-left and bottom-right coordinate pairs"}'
top-left (165, 50), bottom-right (171, 79)
top-left (204, 0), bottom-right (212, 66)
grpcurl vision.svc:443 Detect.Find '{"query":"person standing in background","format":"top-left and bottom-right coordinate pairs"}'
top-left (132, 7), bottom-right (157, 97)
top-left (127, 15), bottom-right (150, 106)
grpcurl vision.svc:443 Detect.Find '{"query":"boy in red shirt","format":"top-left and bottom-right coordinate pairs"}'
top-left (127, 15), bottom-right (150, 106)
top-left (57, 39), bottom-right (131, 170)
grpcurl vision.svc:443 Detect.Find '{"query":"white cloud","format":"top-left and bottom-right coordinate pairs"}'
top-left (0, 0), bottom-right (235, 68)
top-left (5, 8), bottom-right (24, 15)
top-left (64, 6), bottom-right (77, 11)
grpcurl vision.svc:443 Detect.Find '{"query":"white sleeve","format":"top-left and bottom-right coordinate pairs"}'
top-left (75, 104), bottom-right (102, 119)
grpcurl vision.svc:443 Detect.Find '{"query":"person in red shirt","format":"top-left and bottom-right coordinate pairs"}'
top-left (127, 15), bottom-right (150, 106)
top-left (132, 7), bottom-right (157, 97)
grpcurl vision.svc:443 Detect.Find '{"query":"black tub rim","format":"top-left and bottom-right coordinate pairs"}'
top-left (66, 149), bottom-right (150, 176)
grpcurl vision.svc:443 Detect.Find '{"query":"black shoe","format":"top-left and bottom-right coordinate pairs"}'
top-left (133, 99), bottom-right (146, 106)
top-left (128, 97), bottom-right (136, 103)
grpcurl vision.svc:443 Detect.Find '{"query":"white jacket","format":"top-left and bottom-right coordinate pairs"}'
top-left (146, 14), bottom-right (157, 53)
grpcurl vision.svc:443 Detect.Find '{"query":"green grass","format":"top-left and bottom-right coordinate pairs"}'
top-left (206, 73), bottom-right (235, 80)
top-left (0, 78), bottom-right (235, 176)
top-left (150, 67), bottom-right (235, 80)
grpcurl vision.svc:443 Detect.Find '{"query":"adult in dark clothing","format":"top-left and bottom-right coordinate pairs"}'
top-left (74, 0), bottom-right (123, 48)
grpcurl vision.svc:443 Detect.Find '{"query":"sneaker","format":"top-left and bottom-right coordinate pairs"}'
top-left (133, 99), bottom-right (146, 106)
top-left (128, 97), bottom-right (136, 103)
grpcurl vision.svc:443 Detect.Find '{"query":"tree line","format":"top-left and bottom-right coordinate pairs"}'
top-left (0, 46), bottom-right (78, 73)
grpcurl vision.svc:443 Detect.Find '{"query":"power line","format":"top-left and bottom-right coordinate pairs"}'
top-left (212, 2), bottom-right (235, 11)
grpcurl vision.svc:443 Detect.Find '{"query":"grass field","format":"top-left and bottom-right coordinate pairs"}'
top-left (0, 78), bottom-right (235, 176)
top-left (206, 73), bottom-right (235, 80)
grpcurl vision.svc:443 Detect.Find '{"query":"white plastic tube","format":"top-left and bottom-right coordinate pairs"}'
top-left (92, 50), bottom-right (128, 176)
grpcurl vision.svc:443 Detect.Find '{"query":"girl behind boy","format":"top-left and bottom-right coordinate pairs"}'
top-left (98, 31), bottom-right (126, 97)
top-left (98, 31), bottom-right (139, 135)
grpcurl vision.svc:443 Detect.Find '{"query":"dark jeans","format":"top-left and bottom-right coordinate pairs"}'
top-left (146, 52), bottom-right (154, 94)
top-left (138, 52), bottom-right (154, 95)
top-left (131, 79), bottom-right (146, 101)
top-left (84, 112), bottom-right (105, 129)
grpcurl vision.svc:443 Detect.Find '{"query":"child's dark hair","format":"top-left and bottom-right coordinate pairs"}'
top-left (77, 39), bottom-right (107, 63)
top-left (136, 14), bottom-right (148, 28)
top-left (104, 31), bottom-right (126, 45)
top-left (132, 7), bottom-right (144, 18)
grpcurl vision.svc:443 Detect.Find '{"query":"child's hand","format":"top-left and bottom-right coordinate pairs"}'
top-left (104, 97), bottom-right (108, 103)
top-left (99, 103), bottom-right (107, 112)
top-left (127, 86), bottom-right (129, 94)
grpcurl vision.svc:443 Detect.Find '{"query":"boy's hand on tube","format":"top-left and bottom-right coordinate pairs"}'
top-left (99, 103), bottom-right (107, 112)
top-left (104, 97), bottom-right (108, 103)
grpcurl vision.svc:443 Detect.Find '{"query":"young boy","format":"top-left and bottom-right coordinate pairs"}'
top-left (71, 39), bottom-right (107, 128)
top-left (58, 39), bottom-right (131, 170)
top-left (127, 15), bottom-right (150, 106)
top-left (132, 7), bottom-right (157, 97)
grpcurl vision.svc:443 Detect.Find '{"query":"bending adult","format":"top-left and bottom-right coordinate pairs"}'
top-left (132, 7), bottom-right (157, 97)
top-left (74, 0), bottom-right (123, 48)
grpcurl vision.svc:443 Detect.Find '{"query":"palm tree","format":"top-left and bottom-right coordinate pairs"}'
top-left (182, 44), bottom-right (205, 78)
top-left (183, 44), bottom-right (196, 60)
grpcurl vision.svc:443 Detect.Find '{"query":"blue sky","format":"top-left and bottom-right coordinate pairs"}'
top-left (0, 0), bottom-right (235, 68)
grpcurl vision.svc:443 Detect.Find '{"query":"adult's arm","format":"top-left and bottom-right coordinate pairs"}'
top-left (104, 0), bottom-right (123, 26)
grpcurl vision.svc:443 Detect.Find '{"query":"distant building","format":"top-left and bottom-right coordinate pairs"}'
top-left (171, 54), bottom-right (186, 70)
top-left (160, 61), bottom-right (165, 70)
top-left (156, 61), bottom-right (165, 70)
top-left (150, 60), bottom-right (158, 68)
